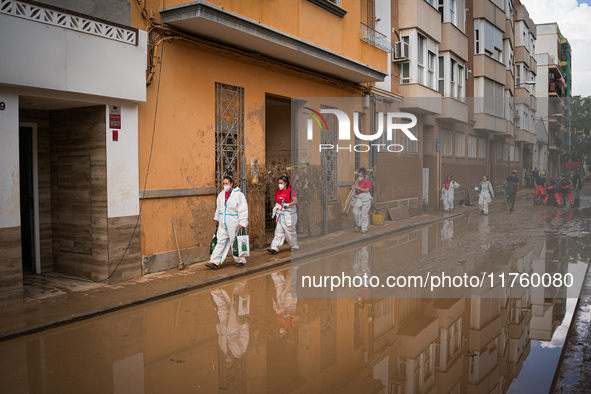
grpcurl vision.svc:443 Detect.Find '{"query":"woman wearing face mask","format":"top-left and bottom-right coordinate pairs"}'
top-left (441, 174), bottom-right (460, 212)
top-left (353, 168), bottom-right (372, 234)
top-left (206, 175), bottom-right (249, 269)
top-left (268, 176), bottom-right (299, 254)
top-left (477, 175), bottom-right (495, 215)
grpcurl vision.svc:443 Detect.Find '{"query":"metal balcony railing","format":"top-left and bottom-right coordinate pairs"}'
top-left (360, 22), bottom-right (390, 53)
top-left (549, 82), bottom-right (563, 98)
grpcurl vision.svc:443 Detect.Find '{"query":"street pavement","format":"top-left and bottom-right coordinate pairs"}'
top-left (0, 188), bottom-right (573, 341)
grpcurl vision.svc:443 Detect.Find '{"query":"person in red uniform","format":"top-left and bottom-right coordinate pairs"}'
top-left (353, 168), bottom-right (373, 234)
top-left (535, 171), bottom-right (546, 201)
top-left (543, 177), bottom-right (562, 207)
top-left (268, 176), bottom-right (299, 253)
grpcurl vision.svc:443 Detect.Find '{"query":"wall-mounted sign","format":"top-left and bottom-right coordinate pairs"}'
top-left (109, 105), bottom-right (121, 129)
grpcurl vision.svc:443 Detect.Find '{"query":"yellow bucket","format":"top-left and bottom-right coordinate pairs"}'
top-left (372, 213), bottom-right (385, 226)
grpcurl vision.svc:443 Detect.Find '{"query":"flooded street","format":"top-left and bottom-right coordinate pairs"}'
top-left (1, 205), bottom-right (590, 394)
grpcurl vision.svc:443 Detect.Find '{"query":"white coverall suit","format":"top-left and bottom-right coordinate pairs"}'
top-left (478, 181), bottom-right (494, 214)
top-left (209, 188), bottom-right (249, 266)
top-left (441, 180), bottom-right (460, 211)
top-left (272, 271), bottom-right (297, 316)
top-left (210, 282), bottom-right (249, 361)
top-left (353, 180), bottom-right (372, 232)
top-left (270, 203), bottom-right (298, 252)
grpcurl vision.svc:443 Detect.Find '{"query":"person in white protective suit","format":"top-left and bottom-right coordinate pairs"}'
top-left (441, 174), bottom-right (460, 212)
top-left (440, 219), bottom-right (454, 245)
top-left (210, 282), bottom-right (249, 369)
top-left (271, 270), bottom-right (298, 339)
top-left (268, 176), bottom-right (299, 254)
top-left (477, 175), bottom-right (495, 215)
top-left (353, 168), bottom-right (373, 234)
top-left (351, 246), bottom-right (371, 308)
top-left (206, 175), bottom-right (249, 269)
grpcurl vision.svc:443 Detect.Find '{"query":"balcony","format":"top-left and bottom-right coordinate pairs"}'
top-left (438, 97), bottom-right (468, 123)
top-left (515, 128), bottom-right (529, 143)
top-left (399, 84), bottom-right (442, 115)
top-left (473, 54), bottom-right (506, 85)
top-left (548, 113), bottom-right (565, 131)
top-left (549, 82), bottom-right (563, 98)
top-left (440, 23), bottom-right (468, 62)
top-left (399, 0), bottom-right (442, 42)
top-left (360, 22), bottom-right (390, 53)
top-left (473, 0), bottom-right (507, 31)
top-left (549, 135), bottom-right (565, 154)
top-left (515, 46), bottom-right (535, 70)
top-left (160, 0), bottom-right (388, 83)
top-left (474, 112), bottom-right (507, 134)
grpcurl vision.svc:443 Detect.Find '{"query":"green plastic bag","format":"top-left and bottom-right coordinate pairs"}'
top-left (209, 234), bottom-right (217, 255)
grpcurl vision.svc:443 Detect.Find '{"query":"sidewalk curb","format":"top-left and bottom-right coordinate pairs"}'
top-left (0, 190), bottom-right (531, 341)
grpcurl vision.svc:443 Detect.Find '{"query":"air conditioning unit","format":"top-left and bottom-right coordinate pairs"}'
top-left (392, 41), bottom-right (410, 62)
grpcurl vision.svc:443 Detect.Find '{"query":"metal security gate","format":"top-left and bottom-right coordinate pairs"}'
top-left (321, 104), bottom-right (338, 202)
top-left (215, 83), bottom-right (245, 189)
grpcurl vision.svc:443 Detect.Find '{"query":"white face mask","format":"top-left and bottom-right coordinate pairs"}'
top-left (223, 185), bottom-right (231, 192)
top-left (358, 176), bottom-right (364, 181)
top-left (278, 184), bottom-right (285, 190)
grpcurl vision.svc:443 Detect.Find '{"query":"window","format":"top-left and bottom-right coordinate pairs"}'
top-left (215, 82), bottom-right (245, 189)
top-left (402, 126), bottom-right (419, 153)
top-left (418, 34), bottom-right (427, 85)
top-left (450, 59), bottom-right (457, 98)
top-left (515, 146), bottom-right (520, 162)
top-left (468, 135), bottom-right (477, 158)
top-left (458, 65), bottom-right (465, 99)
top-left (503, 143), bottom-right (509, 161)
top-left (401, 36), bottom-right (410, 84)
top-left (478, 138), bottom-right (487, 159)
top-left (516, 64), bottom-right (521, 86)
top-left (401, 62), bottom-right (410, 84)
top-left (509, 144), bottom-right (514, 162)
top-left (496, 141), bottom-right (504, 161)
top-left (428, 51), bottom-right (437, 90)
top-left (438, 0), bottom-right (444, 22)
top-left (450, 0), bottom-right (457, 25)
top-left (481, 78), bottom-right (505, 117)
top-left (474, 19), bottom-right (503, 62)
top-left (442, 129), bottom-right (453, 156)
top-left (438, 56), bottom-right (445, 94)
top-left (455, 132), bottom-right (465, 157)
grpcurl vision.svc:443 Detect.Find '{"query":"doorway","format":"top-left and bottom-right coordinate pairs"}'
top-left (264, 95), bottom-right (292, 233)
top-left (19, 125), bottom-right (39, 275)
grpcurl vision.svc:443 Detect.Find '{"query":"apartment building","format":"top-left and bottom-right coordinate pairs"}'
top-left (0, 0), bottom-right (146, 305)
top-left (387, 0), bottom-right (535, 210)
top-left (535, 22), bottom-right (571, 177)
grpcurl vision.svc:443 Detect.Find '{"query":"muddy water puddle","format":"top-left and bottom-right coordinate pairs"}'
top-left (1, 208), bottom-right (590, 393)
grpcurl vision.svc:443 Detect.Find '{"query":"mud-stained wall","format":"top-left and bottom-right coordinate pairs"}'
top-left (0, 227), bottom-right (22, 306)
top-left (137, 39), bottom-right (362, 265)
top-left (50, 106), bottom-right (109, 280)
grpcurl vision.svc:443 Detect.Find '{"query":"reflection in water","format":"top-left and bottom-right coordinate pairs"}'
top-left (0, 212), bottom-right (589, 393)
top-left (210, 282), bottom-right (249, 392)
